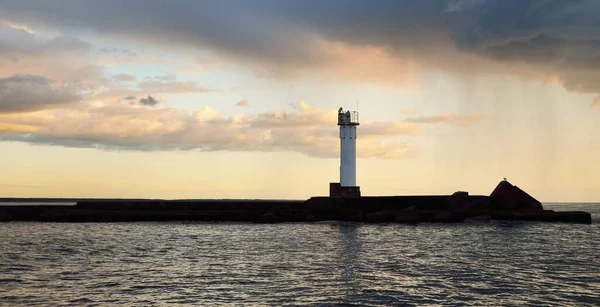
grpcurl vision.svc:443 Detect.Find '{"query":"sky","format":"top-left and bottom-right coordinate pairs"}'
top-left (1, 0), bottom-right (600, 201)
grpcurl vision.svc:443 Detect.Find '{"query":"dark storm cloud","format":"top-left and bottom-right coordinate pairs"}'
top-left (44, 36), bottom-right (91, 54)
top-left (0, 25), bottom-right (90, 58)
top-left (450, 1), bottom-right (600, 55)
top-left (0, 0), bottom-right (323, 68)
top-left (0, 74), bottom-right (81, 113)
top-left (3, 0), bottom-right (600, 94)
top-left (446, 0), bottom-right (600, 93)
top-left (448, 0), bottom-right (598, 47)
top-left (0, 0), bottom-right (451, 71)
top-left (139, 95), bottom-right (158, 106)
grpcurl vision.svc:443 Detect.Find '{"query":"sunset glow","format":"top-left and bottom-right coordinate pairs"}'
top-left (1, 1), bottom-right (600, 201)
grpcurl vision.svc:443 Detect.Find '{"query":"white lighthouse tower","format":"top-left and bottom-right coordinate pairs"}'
top-left (330, 107), bottom-right (361, 198)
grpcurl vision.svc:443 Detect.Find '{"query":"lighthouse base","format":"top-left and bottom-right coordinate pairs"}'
top-left (329, 182), bottom-right (361, 198)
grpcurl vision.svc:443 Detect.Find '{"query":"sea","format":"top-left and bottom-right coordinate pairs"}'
top-left (0, 203), bottom-right (598, 306)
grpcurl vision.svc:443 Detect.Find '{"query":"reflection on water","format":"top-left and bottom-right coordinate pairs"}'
top-left (338, 223), bottom-right (361, 301)
top-left (0, 204), bottom-right (598, 306)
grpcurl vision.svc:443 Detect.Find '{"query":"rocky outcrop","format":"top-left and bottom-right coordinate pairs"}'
top-left (490, 180), bottom-right (543, 211)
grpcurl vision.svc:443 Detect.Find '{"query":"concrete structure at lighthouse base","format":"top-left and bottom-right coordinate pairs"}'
top-left (329, 182), bottom-right (361, 198)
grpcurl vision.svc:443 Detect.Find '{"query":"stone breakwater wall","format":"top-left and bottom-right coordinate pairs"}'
top-left (0, 182), bottom-right (592, 224)
top-left (0, 181), bottom-right (592, 224)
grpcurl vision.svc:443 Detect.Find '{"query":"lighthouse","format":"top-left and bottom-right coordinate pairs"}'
top-left (330, 107), bottom-right (361, 198)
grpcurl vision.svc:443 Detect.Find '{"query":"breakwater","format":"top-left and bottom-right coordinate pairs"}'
top-left (0, 181), bottom-right (591, 224)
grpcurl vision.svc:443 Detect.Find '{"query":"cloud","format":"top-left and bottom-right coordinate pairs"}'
top-left (0, 24), bottom-right (90, 58)
top-left (95, 47), bottom-right (173, 65)
top-left (138, 80), bottom-right (216, 93)
top-left (405, 114), bottom-right (486, 127)
top-left (0, 19), bottom-right (212, 117)
top-left (0, 1), bottom-right (472, 86)
top-left (0, 101), bottom-right (421, 159)
top-left (4, 1), bottom-right (600, 100)
top-left (447, 0), bottom-right (600, 93)
top-left (1, 19), bottom-right (35, 34)
top-left (45, 36), bottom-right (91, 54)
top-left (0, 25), bottom-right (107, 88)
top-left (359, 121), bottom-right (420, 136)
top-left (174, 58), bottom-right (227, 73)
top-left (82, 80), bottom-right (215, 109)
top-left (88, 76), bottom-right (216, 105)
top-left (0, 74), bottom-right (81, 113)
top-left (98, 47), bottom-right (137, 58)
top-left (236, 100), bottom-right (249, 107)
top-left (139, 95), bottom-right (159, 106)
top-left (112, 73), bottom-right (136, 82)
top-left (100, 55), bottom-right (173, 65)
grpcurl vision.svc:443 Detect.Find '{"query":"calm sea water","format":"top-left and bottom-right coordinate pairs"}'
top-left (0, 203), bottom-right (598, 306)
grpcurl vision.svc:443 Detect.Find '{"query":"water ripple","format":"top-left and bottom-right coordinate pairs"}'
top-left (0, 204), bottom-right (598, 306)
